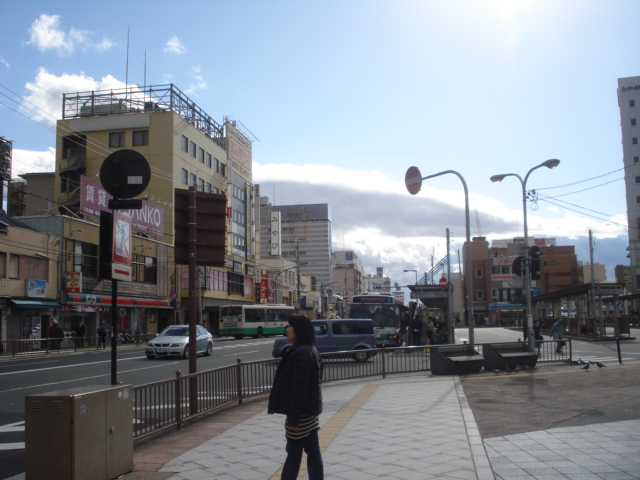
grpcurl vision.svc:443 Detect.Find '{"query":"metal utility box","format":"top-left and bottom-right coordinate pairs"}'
top-left (25, 384), bottom-right (133, 480)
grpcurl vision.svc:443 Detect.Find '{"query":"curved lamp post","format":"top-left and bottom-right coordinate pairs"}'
top-left (490, 159), bottom-right (560, 350)
top-left (405, 167), bottom-right (474, 348)
top-left (403, 269), bottom-right (418, 285)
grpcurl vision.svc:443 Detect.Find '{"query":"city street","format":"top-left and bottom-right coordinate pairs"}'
top-left (0, 329), bottom-right (638, 480)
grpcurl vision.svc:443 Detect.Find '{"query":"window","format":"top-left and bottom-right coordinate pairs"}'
top-left (221, 163), bottom-right (226, 177)
top-left (181, 136), bottom-right (188, 152)
top-left (132, 130), bottom-right (149, 146)
top-left (133, 255), bottom-right (157, 283)
top-left (228, 272), bottom-right (244, 295)
top-left (190, 173), bottom-right (196, 187)
top-left (0, 252), bottom-right (4, 277)
top-left (633, 138), bottom-right (638, 145)
top-left (8, 254), bottom-right (48, 280)
top-left (636, 196), bottom-right (640, 204)
top-left (190, 141), bottom-right (196, 157)
top-left (74, 242), bottom-right (97, 277)
top-left (206, 153), bottom-right (212, 168)
top-left (476, 290), bottom-right (484, 300)
top-left (109, 132), bottom-right (125, 148)
top-left (631, 100), bottom-right (636, 107)
top-left (476, 268), bottom-right (483, 278)
top-left (199, 147), bottom-right (205, 163)
top-left (206, 182), bottom-right (212, 193)
top-left (635, 156), bottom-right (639, 164)
top-left (632, 119), bottom-right (637, 126)
top-left (181, 169), bottom-right (188, 185)
top-left (214, 158), bottom-right (220, 173)
top-left (9, 254), bottom-right (18, 278)
top-left (198, 178), bottom-right (204, 192)
top-left (635, 176), bottom-right (640, 184)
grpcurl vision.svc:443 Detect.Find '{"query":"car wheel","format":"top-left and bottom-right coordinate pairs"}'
top-left (353, 349), bottom-right (369, 363)
top-left (146, 354), bottom-right (155, 359)
top-left (183, 345), bottom-right (190, 359)
top-left (205, 342), bottom-right (213, 356)
top-left (233, 334), bottom-right (243, 340)
top-left (254, 327), bottom-right (263, 338)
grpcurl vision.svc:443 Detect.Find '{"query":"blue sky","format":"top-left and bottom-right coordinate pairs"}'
top-left (1, 0), bottom-right (638, 292)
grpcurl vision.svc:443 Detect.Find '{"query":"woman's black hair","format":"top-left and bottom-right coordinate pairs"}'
top-left (288, 314), bottom-right (316, 345)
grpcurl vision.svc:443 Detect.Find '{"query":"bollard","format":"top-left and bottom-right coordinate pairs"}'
top-left (616, 338), bottom-right (622, 364)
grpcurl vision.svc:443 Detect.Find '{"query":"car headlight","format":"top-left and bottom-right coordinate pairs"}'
top-left (147, 342), bottom-right (153, 347)
top-left (171, 341), bottom-right (187, 347)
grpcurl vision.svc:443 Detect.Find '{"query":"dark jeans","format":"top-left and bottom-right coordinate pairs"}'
top-left (281, 429), bottom-right (323, 480)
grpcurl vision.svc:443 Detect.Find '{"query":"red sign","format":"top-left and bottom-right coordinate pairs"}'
top-left (439, 277), bottom-right (448, 290)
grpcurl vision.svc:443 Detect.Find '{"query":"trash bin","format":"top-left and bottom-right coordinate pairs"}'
top-left (25, 384), bottom-right (133, 480)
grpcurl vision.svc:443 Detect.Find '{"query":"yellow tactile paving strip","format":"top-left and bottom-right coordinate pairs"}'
top-left (269, 383), bottom-right (380, 480)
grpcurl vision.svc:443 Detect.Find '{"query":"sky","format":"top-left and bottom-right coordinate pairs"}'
top-left (1, 0), bottom-right (638, 299)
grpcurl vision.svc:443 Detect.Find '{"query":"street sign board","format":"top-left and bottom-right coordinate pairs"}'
top-left (411, 290), bottom-right (448, 299)
top-left (405, 166), bottom-right (422, 195)
top-left (99, 149), bottom-right (151, 199)
top-left (439, 277), bottom-right (447, 290)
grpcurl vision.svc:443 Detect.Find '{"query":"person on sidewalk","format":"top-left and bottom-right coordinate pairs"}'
top-left (426, 315), bottom-right (435, 345)
top-left (533, 319), bottom-right (544, 354)
top-left (268, 314), bottom-right (324, 480)
top-left (97, 324), bottom-right (107, 350)
top-left (549, 319), bottom-right (564, 354)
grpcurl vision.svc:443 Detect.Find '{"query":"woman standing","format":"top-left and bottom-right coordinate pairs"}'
top-left (268, 314), bottom-right (324, 480)
top-left (549, 319), bottom-right (564, 354)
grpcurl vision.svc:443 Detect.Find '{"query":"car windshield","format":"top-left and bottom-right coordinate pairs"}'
top-left (160, 327), bottom-right (189, 337)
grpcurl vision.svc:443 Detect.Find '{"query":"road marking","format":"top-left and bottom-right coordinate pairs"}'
top-left (0, 443), bottom-right (24, 451)
top-left (0, 421), bottom-right (24, 433)
top-left (0, 362), bottom-right (179, 394)
top-left (0, 356), bottom-right (149, 377)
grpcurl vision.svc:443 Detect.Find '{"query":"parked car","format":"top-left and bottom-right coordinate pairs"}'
top-left (146, 325), bottom-right (213, 359)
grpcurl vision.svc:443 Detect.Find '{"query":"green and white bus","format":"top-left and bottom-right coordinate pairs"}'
top-left (219, 304), bottom-right (295, 339)
top-left (348, 293), bottom-right (403, 347)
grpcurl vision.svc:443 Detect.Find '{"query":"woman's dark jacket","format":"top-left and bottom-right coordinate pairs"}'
top-left (268, 343), bottom-right (322, 427)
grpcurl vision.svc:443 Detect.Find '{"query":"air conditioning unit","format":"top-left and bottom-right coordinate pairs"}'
top-left (144, 101), bottom-right (156, 111)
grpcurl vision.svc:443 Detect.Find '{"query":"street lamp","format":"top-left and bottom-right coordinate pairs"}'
top-left (490, 159), bottom-right (560, 350)
top-left (403, 269), bottom-right (418, 284)
top-left (405, 167), bottom-right (475, 348)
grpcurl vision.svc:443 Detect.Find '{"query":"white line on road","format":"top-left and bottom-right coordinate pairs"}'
top-left (0, 421), bottom-right (24, 433)
top-left (0, 356), bottom-right (148, 377)
top-left (0, 442), bottom-right (24, 451)
top-left (0, 361), bottom-right (179, 394)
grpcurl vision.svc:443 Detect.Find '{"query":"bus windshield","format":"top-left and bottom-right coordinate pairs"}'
top-left (349, 304), bottom-right (396, 328)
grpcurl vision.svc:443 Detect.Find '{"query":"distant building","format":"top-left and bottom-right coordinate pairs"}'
top-left (8, 172), bottom-right (55, 217)
top-left (258, 196), bottom-right (332, 286)
top-left (363, 267), bottom-right (391, 293)
top-left (331, 250), bottom-right (364, 298)
top-left (582, 263), bottom-right (607, 284)
top-left (618, 76), bottom-right (640, 295)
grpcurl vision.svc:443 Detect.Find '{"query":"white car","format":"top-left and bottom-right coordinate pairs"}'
top-left (146, 325), bottom-right (213, 359)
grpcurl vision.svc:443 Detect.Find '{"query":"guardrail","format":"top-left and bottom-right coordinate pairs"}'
top-left (132, 341), bottom-right (569, 439)
top-left (0, 333), bottom-right (154, 357)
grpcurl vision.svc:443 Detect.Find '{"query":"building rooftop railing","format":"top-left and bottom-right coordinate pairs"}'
top-left (62, 84), bottom-right (225, 148)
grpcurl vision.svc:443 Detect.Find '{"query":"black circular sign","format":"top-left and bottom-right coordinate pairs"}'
top-left (99, 149), bottom-right (151, 199)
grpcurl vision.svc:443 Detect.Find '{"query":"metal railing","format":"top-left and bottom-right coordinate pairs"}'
top-left (132, 341), bottom-right (567, 440)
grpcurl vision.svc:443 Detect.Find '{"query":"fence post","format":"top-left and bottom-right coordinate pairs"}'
top-left (616, 338), bottom-right (622, 364)
top-left (175, 370), bottom-right (182, 430)
top-left (568, 337), bottom-right (572, 363)
top-left (381, 346), bottom-right (386, 379)
top-left (237, 357), bottom-right (243, 405)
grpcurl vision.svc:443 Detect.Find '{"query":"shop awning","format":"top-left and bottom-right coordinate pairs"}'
top-left (10, 299), bottom-right (60, 308)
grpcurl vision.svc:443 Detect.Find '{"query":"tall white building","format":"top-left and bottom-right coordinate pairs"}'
top-left (618, 76), bottom-right (640, 293)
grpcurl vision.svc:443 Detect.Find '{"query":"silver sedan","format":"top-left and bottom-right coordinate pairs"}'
top-left (146, 325), bottom-right (213, 359)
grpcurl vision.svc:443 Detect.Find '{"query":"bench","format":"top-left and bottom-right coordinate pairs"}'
top-left (430, 345), bottom-right (484, 375)
top-left (482, 342), bottom-right (538, 371)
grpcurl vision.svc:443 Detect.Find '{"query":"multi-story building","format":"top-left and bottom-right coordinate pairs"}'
top-left (467, 237), bottom-right (579, 326)
top-left (331, 250), bottom-right (364, 297)
top-left (362, 267), bottom-right (391, 293)
top-left (618, 76), bottom-right (640, 294)
top-left (582, 263), bottom-right (607, 284)
top-left (258, 197), bottom-right (332, 286)
top-left (8, 172), bottom-right (55, 217)
top-left (53, 85), bottom-right (257, 334)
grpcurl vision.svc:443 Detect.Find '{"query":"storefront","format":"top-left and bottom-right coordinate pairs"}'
top-left (62, 293), bottom-right (172, 339)
top-left (7, 299), bottom-right (60, 343)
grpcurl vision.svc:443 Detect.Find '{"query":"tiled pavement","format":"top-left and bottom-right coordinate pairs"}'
top-left (128, 363), bottom-right (640, 480)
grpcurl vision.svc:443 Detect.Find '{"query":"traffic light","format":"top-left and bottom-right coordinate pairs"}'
top-left (530, 246), bottom-right (541, 280)
top-left (512, 256), bottom-right (525, 277)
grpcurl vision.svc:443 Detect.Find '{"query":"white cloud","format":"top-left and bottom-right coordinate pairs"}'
top-left (22, 68), bottom-right (126, 124)
top-left (12, 147), bottom-right (56, 174)
top-left (164, 35), bottom-right (186, 55)
top-left (26, 14), bottom-right (114, 56)
top-left (0, 55), bottom-right (9, 68)
top-left (185, 67), bottom-right (207, 95)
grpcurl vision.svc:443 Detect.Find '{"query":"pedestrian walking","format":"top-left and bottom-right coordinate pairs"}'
top-left (426, 316), bottom-right (435, 345)
top-left (268, 314), bottom-right (324, 480)
top-left (533, 319), bottom-right (544, 354)
top-left (97, 324), bottom-right (107, 350)
top-left (549, 319), bottom-right (564, 354)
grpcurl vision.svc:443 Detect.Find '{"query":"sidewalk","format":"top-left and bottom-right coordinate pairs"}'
top-left (129, 363), bottom-right (640, 480)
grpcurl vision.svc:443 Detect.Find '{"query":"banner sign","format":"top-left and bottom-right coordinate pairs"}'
top-left (270, 211), bottom-right (281, 256)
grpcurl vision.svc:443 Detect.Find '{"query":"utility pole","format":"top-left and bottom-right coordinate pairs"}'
top-left (446, 228), bottom-right (453, 343)
top-left (589, 230), bottom-right (598, 330)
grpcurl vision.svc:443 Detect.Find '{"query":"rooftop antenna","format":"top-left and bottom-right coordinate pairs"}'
top-left (144, 49), bottom-right (146, 89)
top-left (125, 27), bottom-right (130, 88)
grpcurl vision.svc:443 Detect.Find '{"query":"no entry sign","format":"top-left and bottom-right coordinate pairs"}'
top-left (439, 277), bottom-right (448, 290)
top-left (405, 166), bottom-right (423, 195)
